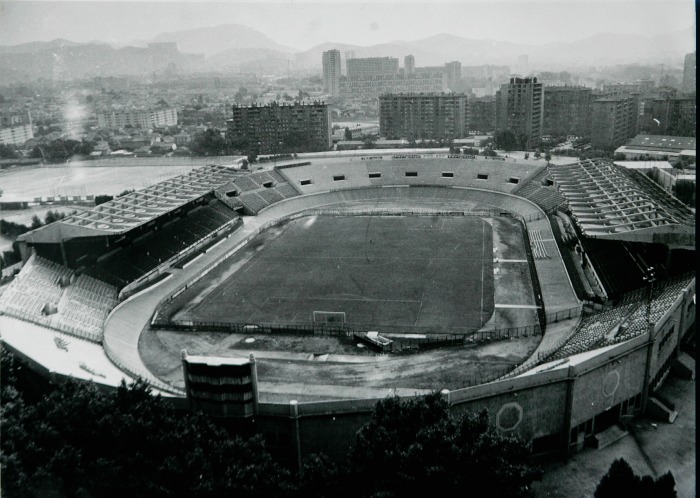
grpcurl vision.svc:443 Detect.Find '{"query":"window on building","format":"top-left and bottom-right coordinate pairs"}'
top-left (477, 173), bottom-right (489, 180)
top-left (300, 179), bottom-right (313, 186)
top-left (333, 175), bottom-right (346, 181)
top-left (442, 172), bottom-right (454, 178)
top-left (508, 177), bottom-right (520, 184)
top-left (405, 172), bottom-right (418, 177)
top-left (368, 172), bottom-right (381, 178)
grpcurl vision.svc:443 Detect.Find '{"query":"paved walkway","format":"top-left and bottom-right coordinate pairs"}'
top-left (532, 368), bottom-right (696, 498)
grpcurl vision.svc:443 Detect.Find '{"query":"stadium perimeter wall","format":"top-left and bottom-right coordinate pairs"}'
top-left (251, 279), bottom-right (693, 464)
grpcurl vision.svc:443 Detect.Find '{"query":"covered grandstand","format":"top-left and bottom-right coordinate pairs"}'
top-left (548, 159), bottom-right (695, 248)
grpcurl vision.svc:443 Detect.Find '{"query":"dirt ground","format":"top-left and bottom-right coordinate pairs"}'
top-left (532, 369), bottom-right (696, 498)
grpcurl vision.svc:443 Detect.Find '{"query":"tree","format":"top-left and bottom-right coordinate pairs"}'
top-left (30, 215), bottom-right (42, 230)
top-left (494, 129), bottom-right (518, 151)
top-left (94, 195), bottom-right (114, 206)
top-left (483, 147), bottom-right (497, 157)
top-left (344, 127), bottom-right (352, 140)
top-left (524, 152), bottom-right (530, 159)
top-left (674, 180), bottom-right (695, 206)
top-left (347, 393), bottom-right (541, 498)
top-left (191, 128), bottom-right (229, 156)
top-left (0, 143), bottom-right (18, 159)
top-left (544, 152), bottom-right (552, 163)
top-left (595, 458), bottom-right (676, 498)
top-left (1, 370), bottom-right (299, 498)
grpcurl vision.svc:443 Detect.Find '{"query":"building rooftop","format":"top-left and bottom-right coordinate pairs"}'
top-left (626, 134), bottom-right (696, 153)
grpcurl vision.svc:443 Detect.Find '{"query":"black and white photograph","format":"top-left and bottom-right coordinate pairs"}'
top-left (0, 0), bottom-right (695, 496)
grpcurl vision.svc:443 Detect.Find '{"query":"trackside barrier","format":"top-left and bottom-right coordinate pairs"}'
top-left (102, 339), bottom-right (185, 396)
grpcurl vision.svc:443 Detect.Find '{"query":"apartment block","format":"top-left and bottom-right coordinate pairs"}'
top-left (591, 94), bottom-right (638, 150)
top-left (322, 49), bottom-right (342, 96)
top-left (542, 86), bottom-right (593, 137)
top-left (379, 93), bottom-right (469, 140)
top-left (227, 101), bottom-right (331, 154)
top-left (495, 77), bottom-right (544, 147)
top-left (97, 107), bottom-right (178, 130)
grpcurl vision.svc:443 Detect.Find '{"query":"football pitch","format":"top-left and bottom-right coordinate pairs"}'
top-left (180, 215), bottom-right (495, 335)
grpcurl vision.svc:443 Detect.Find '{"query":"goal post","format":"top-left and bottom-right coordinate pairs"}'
top-left (312, 311), bottom-right (346, 325)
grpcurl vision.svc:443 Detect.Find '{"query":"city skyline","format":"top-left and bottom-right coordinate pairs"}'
top-left (0, 1), bottom-right (694, 51)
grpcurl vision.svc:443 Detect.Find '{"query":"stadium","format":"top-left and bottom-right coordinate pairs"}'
top-left (0, 151), bottom-right (695, 466)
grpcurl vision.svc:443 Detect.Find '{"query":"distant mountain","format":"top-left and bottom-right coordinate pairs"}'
top-left (0, 38), bottom-right (87, 54)
top-left (0, 42), bottom-right (205, 83)
top-left (207, 47), bottom-right (293, 70)
top-left (148, 24), bottom-right (297, 57)
top-left (294, 27), bottom-right (695, 69)
top-left (0, 24), bottom-right (693, 82)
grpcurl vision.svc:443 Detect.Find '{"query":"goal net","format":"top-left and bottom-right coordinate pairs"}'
top-left (312, 311), bottom-right (347, 325)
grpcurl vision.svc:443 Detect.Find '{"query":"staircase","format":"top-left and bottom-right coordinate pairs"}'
top-left (672, 353), bottom-right (695, 380)
top-left (648, 397), bottom-right (678, 423)
top-left (593, 424), bottom-right (628, 449)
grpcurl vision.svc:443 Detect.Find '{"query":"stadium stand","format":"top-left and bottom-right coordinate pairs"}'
top-left (257, 188), bottom-right (285, 205)
top-left (231, 175), bottom-right (261, 192)
top-left (276, 158), bottom-right (545, 196)
top-left (238, 192), bottom-right (270, 214)
top-left (607, 274), bottom-right (694, 344)
top-left (547, 214), bottom-right (591, 300)
top-left (579, 238), bottom-right (648, 298)
top-left (86, 201), bottom-right (239, 288)
top-left (0, 255), bottom-right (119, 341)
top-left (548, 303), bottom-right (640, 360)
top-left (549, 159), bottom-right (695, 244)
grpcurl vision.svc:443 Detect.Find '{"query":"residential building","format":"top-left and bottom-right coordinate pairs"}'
top-left (0, 111), bottom-right (33, 145)
top-left (0, 124), bottom-right (33, 146)
top-left (542, 86), bottom-right (593, 138)
top-left (637, 95), bottom-right (696, 137)
top-left (495, 77), bottom-right (544, 148)
top-left (226, 101), bottom-right (331, 154)
top-left (340, 72), bottom-right (446, 101)
top-left (591, 94), bottom-right (638, 150)
top-left (404, 55), bottom-right (415, 75)
top-left (97, 107), bottom-right (178, 130)
top-left (444, 61), bottom-right (462, 91)
top-left (379, 93), bottom-right (469, 140)
top-left (322, 49), bottom-right (342, 97)
top-left (346, 57), bottom-right (399, 77)
top-left (467, 95), bottom-right (497, 132)
top-left (682, 52), bottom-right (696, 94)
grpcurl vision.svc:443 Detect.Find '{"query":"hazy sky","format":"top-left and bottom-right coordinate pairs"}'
top-left (0, 0), bottom-right (695, 50)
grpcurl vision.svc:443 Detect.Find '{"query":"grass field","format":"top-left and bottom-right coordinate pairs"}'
top-left (172, 215), bottom-right (495, 335)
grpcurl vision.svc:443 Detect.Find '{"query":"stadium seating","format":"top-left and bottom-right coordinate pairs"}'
top-left (579, 238), bottom-right (647, 298)
top-left (550, 303), bottom-right (640, 360)
top-left (86, 201), bottom-right (239, 288)
top-left (239, 192), bottom-right (270, 214)
top-left (231, 175), bottom-right (261, 192)
top-left (0, 256), bottom-right (119, 341)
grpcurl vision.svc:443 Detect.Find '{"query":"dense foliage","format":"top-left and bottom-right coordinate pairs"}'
top-left (595, 458), bottom-right (676, 498)
top-left (346, 393), bottom-right (542, 498)
top-left (1, 351), bottom-right (541, 498)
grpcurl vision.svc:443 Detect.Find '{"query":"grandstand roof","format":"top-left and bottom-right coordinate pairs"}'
top-left (548, 159), bottom-right (695, 247)
top-left (20, 165), bottom-right (240, 242)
